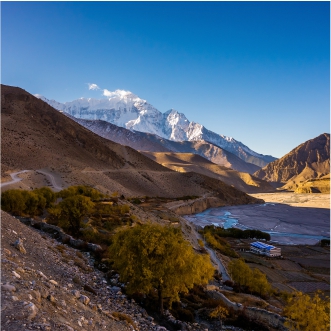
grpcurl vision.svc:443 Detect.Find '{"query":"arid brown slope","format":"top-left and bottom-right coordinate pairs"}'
top-left (294, 174), bottom-right (330, 194)
top-left (1, 85), bottom-right (261, 203)
top-left (254, 133), bottom-right (330, 190)
top-left (141, 151), bottom-right (274, 193)
top-left (70, 118), bottom-right (260, 174)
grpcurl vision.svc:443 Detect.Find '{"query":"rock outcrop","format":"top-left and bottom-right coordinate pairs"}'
top-left (254, 133), bottom-right (330, 191)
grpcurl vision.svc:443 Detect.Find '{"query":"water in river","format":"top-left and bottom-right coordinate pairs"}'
top-left (185, 202), bottom-right (330, 245)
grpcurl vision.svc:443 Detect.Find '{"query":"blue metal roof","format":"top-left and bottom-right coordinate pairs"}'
top-left (250, 241), bottom-right (276, 250)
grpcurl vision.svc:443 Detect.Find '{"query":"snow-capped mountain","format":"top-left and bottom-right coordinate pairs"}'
top-left (35, 90), bottom-right (276, 167)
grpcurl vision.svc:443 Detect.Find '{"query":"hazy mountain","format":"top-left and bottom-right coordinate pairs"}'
top-left (254, 133), bottom-right (330, 191)
top-left (35, 90), bottom-right (276, 167)
top-left (69, 117), bottom-right (260, 174)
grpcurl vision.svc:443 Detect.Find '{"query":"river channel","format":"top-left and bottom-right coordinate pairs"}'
top-left (185, 202), bottom-right (330, 245)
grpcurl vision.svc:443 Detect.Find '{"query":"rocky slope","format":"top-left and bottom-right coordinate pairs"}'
top-left (1, 84), bottom-right (263, 203)
top-left (1, 211), bottom-right (159, 331)
top-left (254, 133), bottom-right (330, 190)
top-left (70, 117), bottom-right (260, 174)
top-left (36, 91), bottom-right (276, 167)
top-left (294, 174), bottom-right (330, 194)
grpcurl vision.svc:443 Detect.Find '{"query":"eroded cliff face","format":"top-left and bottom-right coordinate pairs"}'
top-left (254, 133), bottom-right (330, 186)
top-left (166, 196), bottom-right (262, 215)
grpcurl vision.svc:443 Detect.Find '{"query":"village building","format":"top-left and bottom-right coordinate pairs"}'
top-left (250, 241), bottom-right (281, 257)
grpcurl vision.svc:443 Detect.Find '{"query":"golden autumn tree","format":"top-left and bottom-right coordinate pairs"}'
top-left (284, 291), bottom-right (330, 331)
top-left (251, 268), bottom-right (272, 296)
top-left (228, 258), bottom-right (252, 290)
top-left (210, 305), bottom-right (229, 329)
top-left (108, 223), bottom-right (215, 314)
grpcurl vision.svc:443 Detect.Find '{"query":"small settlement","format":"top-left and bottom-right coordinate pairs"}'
top-left (250, 241), bottom-right (281, 257)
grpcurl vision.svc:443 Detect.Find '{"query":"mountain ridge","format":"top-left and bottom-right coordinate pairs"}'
top-left (36, 91), bottom-right (276, 167)
top-left (2, 84), bottom-right (265, 202)
top-left (69, 117), bottom-right (260, 174)
top-left (254, 133), bottom-right (330, 191)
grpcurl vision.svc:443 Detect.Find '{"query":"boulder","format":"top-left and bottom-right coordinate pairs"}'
top-left (13, 238), bottom-right (26, 254)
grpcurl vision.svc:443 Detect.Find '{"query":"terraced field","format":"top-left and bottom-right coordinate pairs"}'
top-left (234, 242), bottom-right (330, 295)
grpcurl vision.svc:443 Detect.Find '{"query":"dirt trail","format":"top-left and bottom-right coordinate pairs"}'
top-left (36, 169), bottom-right (63, 191)
top-left (0, 170), bottom-right (30, 188)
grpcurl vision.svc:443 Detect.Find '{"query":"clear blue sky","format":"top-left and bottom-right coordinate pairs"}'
top-left (2, 2), bottom-right (330, 158)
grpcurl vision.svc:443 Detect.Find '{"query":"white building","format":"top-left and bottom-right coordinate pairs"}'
top-left (250, 241), bottom-right (281, 257)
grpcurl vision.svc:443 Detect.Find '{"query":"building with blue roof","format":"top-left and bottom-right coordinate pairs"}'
top-left (250, 241), bottom-right (281, 257)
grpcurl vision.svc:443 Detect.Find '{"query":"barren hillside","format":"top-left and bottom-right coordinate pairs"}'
top-left (254, 133), bottom-right (330, 190)
top-left (141, 152), bottom-right (274, 194)
top-left (1, 85), bottom-right (261, 204)
top-left (70, 118), bottom-right (260, 174)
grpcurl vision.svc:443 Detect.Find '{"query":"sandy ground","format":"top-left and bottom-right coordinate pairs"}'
top-left (250, 192), bottom-right (330, 209)
top-left (185, 193), bottom-right (330, 245)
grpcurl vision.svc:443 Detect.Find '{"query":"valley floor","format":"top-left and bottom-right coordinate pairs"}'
top-left (185, 193), bottom-right (330, 245)
top-left (250, 192), bottom-right (330, 209)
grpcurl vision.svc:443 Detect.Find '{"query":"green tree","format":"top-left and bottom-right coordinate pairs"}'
top-left (1, 189), bottom-right (27, 215)
top-left (108, 223), bottom-right (215, 314)
top-left (33, 187), bottom-right (56, 208)
top-left (284, 291), bottom-right (330, 331)
top-left (210, 305), bottom-right (229, 329)
top-left (58, 185), bottom-right (105, 200)
top-left (23, 191), bottom-right (46, 216)
top-left (48, 195), bottom-right (94, 234)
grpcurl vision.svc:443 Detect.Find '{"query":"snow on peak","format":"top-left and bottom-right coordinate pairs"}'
top-left (35, 89), bottom-right (274, 164)
top-left (103, 89), bottom-right (141, 101)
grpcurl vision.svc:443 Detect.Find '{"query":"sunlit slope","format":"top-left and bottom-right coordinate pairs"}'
top-left (141, 152), bottom-right (275, 194)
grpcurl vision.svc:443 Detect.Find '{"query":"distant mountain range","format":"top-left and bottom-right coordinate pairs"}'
top-left (254, 133), bottom-right (330, 191)
top-left (69, 117), bottom-right (260, 174)
top-left (35, 90), bottom-right (276, 168)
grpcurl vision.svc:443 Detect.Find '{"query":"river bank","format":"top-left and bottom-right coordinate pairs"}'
top-left (184, 193), bottom-right (330, 245)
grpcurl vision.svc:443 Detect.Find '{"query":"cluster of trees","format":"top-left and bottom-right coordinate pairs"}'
top-left (1, 187), bottom-right (56, 216)
top-left (1, 186), bottom-right (109, 235)
top-left (284, 291), bottom-right (330, 331)
top-left (228, 258), bottom-right (271, 297)
top-left (204, 232), bottom-right (238, 258)
top-left (108, 223), bottom-right (215, 314)
top-left (202, 225), bottom-right (271, 241)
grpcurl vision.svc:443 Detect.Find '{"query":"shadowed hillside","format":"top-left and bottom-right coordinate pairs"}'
top-left (1, 84), bottom-right (262, 204)
top-left (69, 118), bottom-right (261, 174)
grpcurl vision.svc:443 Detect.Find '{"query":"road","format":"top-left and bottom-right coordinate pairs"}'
top-left (0, 170), bottom-right (30, 188)
top-left (186, 217), bottom-right (231, 281)
top-left (202, 239), bottom-right (231, 281)
top-left (36, 170), bottom-right (63, 191)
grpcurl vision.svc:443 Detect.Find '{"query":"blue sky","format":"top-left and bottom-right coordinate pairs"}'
top-left (2, 2), bottom-right (330, 158)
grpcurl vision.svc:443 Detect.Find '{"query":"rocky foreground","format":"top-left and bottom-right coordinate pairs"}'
top-left (2, 211), bottom-right (207, 331)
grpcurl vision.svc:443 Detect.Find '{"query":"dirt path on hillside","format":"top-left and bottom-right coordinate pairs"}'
top-left (36, 169), bottom-right (63, 191)
top-left (0, 170), bottom-right (30, 188)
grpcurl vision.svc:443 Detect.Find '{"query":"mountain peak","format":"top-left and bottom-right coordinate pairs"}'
top-left (36, 90), bottom-right (277, 167)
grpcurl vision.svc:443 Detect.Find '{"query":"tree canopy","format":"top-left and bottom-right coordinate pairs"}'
top-left (108, 223), bottom-right (215, 314)
top-left (1, 189), bottom-right (48, 216)
top-left (284, 291), bottom-right (330, 331)
top-left (228, 258), bottom-right (271, 296)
